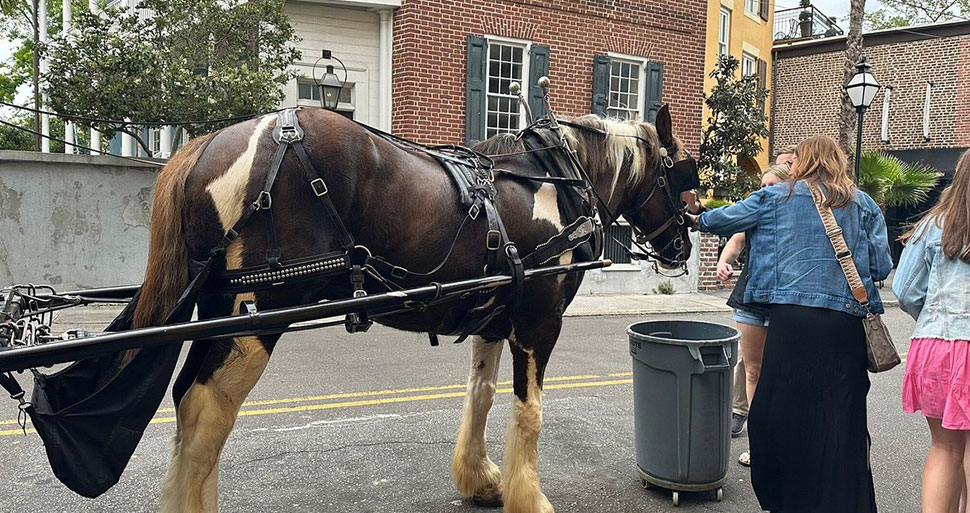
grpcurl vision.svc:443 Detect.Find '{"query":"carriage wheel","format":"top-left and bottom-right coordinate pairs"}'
top-left (716, 487), bottom-right (724, 501)
top-left (640, 478), bottom-right (651, 489)
top-left (672, 491), bottom-right (680, 507)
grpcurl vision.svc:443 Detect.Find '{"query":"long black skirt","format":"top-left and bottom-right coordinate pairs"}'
top-left (748, 304), bottom-right (877, 513)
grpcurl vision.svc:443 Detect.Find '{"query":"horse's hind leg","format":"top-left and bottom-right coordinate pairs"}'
top-left (160, 295), bottom-right (278, 513)
top-left (503, 325), bottom-right (559, 513)
top-left (453, 336), bottom-right (505, 506)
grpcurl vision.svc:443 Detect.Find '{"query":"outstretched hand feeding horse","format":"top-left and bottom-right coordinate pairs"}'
top-left (126, 99), bottom-right (697, 513)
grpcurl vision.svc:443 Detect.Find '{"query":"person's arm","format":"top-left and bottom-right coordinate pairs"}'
top-left (864, 195), bottom-right (894, 282)
top-left (716, 233), bottom-right (745, 282)
top-left (892, 222), bottom-right (934, 320)
top-left (697, 188), bottom-right (769, 236)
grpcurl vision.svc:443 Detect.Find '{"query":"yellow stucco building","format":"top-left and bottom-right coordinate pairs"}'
top-left (704, 0), bottom-right (775, 171)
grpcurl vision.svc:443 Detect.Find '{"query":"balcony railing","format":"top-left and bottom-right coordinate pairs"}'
top-left (774, 5), bottom-right (844, 41)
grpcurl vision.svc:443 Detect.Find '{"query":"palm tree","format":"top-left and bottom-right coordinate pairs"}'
top-left (857, 150), bottom-right (941, 209)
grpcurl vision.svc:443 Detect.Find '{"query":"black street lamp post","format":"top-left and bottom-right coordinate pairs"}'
top-left (844, 57), bottom-right (881, 180)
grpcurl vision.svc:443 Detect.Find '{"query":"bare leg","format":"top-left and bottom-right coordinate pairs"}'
top-left (738, 323), bottom-right (767, 408)
top-left (160, 321), bottom-right (275, 513)
top-left (453, 336), bottom-right (505, 506)
top-left (503, 333), bottom-right (555, 513)
top-left (733, 355), bottom-right (748, 416)
top-left (923, 417), bottom-right (965, 513)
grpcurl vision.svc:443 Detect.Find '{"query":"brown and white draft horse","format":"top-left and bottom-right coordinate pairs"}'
top-left (135, 105), bottom-right (694, 513)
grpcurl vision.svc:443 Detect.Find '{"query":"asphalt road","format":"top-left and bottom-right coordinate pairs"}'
top-left (0, 308), bottom-right (923, 512)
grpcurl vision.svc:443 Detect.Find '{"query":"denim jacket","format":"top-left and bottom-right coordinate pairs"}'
top-left (893, 219), bottom-right (970, 341)
top-left (699, 180), bottom-right (893, 317)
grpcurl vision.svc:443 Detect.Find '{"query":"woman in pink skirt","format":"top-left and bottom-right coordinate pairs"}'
top-left (895, 149), bottom-right (970, 513)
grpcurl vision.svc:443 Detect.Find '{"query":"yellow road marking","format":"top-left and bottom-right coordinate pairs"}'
top-left (0, 377), bottom-right (632, 437)
top-left (0, 373), bottom-right (604, 427)
top-left (0, 349), bottom-right (915, 434)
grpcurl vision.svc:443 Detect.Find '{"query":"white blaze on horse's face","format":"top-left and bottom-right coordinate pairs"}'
top-left (531, 183), bottom-right (563, 230)
top-left (205, 115), bottom-right (277, 231)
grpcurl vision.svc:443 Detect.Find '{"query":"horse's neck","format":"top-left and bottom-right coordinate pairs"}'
top-left (576, 149), bottom-right (634, 224)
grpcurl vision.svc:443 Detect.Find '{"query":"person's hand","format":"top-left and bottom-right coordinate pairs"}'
top-left (716, 261), bottom-right (734, 282)
top-left (681, 190), bottom-right (703, 214)
top-left (685, 212), bottom-right (699, 231)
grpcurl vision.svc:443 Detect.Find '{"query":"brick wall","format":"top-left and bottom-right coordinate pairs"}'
top-left (697, 232), bottom-right (738, 291)
top-left (391, 0), bottom-right (707, 152)
top-left (772, 33), bottom-right (970, 155)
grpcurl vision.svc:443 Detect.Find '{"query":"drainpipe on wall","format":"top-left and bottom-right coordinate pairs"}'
top-left (768, 50), bottom-right (778, 158)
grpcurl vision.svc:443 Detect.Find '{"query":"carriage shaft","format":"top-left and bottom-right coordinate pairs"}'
top-left (0, 260), bottom-right (609, 373)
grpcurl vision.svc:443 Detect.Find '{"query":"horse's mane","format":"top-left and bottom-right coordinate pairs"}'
top-left (472, 116), bottom-right (661, 202)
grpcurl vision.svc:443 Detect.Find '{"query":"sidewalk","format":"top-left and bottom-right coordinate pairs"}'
top-left (51, 280), bottom-right (899, 330)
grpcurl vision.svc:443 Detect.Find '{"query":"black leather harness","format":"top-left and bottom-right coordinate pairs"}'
top-left (194, 106), bottom-right (687, 342)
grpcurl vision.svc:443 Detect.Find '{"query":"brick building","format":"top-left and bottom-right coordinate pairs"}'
top-left (391, 0), bottom-right (707, 153)
top-left (771, 20), bottom-right (970, 260)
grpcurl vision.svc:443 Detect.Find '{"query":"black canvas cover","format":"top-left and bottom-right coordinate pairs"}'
top-left (25, 263), bottom-right (208, 498)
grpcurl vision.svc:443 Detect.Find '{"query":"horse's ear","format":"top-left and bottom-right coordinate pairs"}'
top-left (655, 104), bottom-right (674, 148)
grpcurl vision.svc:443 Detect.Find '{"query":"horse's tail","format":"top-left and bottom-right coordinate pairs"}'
top-left (132, 134), bottom-right (215, 329)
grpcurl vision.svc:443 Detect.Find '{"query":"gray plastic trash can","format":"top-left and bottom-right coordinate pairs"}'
top-left (627, 320), bottom-right (740, 506)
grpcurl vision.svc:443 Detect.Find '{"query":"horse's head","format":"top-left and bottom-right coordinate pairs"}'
top-left (614, 105), bottom-right (697, 271)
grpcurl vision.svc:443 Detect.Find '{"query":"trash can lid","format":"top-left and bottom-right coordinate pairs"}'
top-left (627, 320), bottom-right (739, 347)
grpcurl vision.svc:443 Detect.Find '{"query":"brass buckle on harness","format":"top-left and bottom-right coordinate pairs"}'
top-left (310, 178), bottom-right (328, 197)
top-left (486, 230), bottom-right (501, 251)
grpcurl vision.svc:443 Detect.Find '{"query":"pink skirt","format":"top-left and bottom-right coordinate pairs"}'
top-left (903, 337), bottom-right (970, 430)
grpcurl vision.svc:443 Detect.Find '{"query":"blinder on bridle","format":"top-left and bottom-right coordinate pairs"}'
top-left (621, 143), bottom-right (699, 275)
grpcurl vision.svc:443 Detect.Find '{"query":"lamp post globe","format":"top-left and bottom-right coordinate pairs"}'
top-left (844, 57), bottom-right (881, 180)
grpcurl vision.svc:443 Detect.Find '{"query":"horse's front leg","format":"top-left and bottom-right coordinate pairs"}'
top-left (160, 293), bottom-right (278, 513)
top-left (453, 336), bottom-right (505, 506)
top-left (503, 324), bottom-right (559, 513)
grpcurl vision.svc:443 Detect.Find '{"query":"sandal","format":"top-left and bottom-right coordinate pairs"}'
top-left (738, 451), bottom-right (751, 467)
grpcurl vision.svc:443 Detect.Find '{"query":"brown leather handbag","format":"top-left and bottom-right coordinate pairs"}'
top-left (811, 186), bottom-right (901, 373)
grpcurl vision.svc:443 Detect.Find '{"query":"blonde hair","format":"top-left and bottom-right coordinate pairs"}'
top-left (790, 135), bottom-right (855, 208)
top-left (902, 149), bottom-right (970, 262)
top-left (763, 163), bottom-right (791, 182)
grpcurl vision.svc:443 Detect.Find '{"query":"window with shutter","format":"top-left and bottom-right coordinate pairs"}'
top-left (465, 35), bottom-right (488, 145)
top-left (757, 58), bottom-right (768, 112)
top-left (759, 0), bottom-right (769, 20)
top-left (529, 45), bottom-right (550, 120)
top-left (644, 61), bottom-right (664, 123)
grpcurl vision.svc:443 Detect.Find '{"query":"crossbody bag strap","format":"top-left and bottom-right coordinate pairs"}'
top-left (809, 185), bottom-right (870, 307)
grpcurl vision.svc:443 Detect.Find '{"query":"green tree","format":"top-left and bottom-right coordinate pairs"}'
top-left (866, 0), bottom-right (968, 29)
top-left (857, 151), bottom-right (941, 209)
top-left (40, 0), bottom-right (300, 151)
top-left (699, 55), bottom-right (770, 201)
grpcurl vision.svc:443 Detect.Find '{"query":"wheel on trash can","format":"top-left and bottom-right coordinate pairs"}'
top-left (716, 488), bottom-right (723, 501)
top-left (640, 478), bottom-right (651, 489)
top-left (672, 491), bottom-right (680, 506)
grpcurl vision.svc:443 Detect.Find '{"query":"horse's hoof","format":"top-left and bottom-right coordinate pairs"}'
top-left (470, 494), bottom-right (503, 508)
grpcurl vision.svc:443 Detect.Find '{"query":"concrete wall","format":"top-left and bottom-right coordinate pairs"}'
top-left (0, 151), bottom-right (159, 290)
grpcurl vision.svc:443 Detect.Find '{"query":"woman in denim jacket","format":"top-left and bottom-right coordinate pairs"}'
top-left (895, 149), bottom-right (970, 513)
top-left (693, 135), bottom-right (893, 513)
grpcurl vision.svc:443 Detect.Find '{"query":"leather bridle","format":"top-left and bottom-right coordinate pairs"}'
top-left (623, 148), bottom-right (698, 274)
top-left (556, 119), bottom-right (695, 275)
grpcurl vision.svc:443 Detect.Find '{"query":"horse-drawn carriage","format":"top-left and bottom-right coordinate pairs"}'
top-left (0, 81), bottom-right (699, 513)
